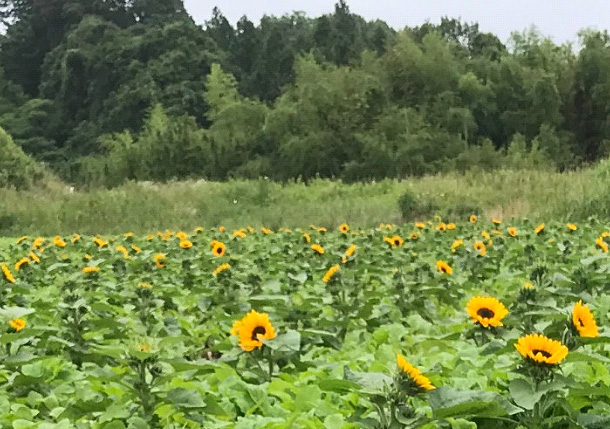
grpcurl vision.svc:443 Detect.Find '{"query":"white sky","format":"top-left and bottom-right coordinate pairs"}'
top-left (187, 0), bottom-right (610, 45)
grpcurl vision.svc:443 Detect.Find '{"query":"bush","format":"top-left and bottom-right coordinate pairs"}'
top-left (0, 126), bottom-right (47, 189)
top-left (398, 189), bottom-right (438, 221)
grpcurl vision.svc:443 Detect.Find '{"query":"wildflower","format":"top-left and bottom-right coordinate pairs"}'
top-left (339, 223), bottom-right (349, 234)
top-left (29, 252), bottom-right (40, 264)
top-left (116, 245), bottom-right (129, 258)
top-left (345, 244), bottom-right (356, 258)
top-left (231, 310), bottom-right (277, 352)
top-left (515, 334), bottom-right (568, 365)
top-left (466, 296), bottom-right (509, 328)
top-left (302, 233), bottom-right (311, 244)
top-left (53, 236), bottom-right (67, 247)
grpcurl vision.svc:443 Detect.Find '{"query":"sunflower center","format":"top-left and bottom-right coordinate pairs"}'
top-left (216, 248), bottom-right (222, 254)
top-left (578, 317), bottom-right (585, 327)
top-left (532, 349), bottom-right (552, 358)
top-left (477, 308), bottom-right (495, 319)
top-left (251, 326), bottom-right (266, 341)
top-left (394, 240), bottom-right (400, 246)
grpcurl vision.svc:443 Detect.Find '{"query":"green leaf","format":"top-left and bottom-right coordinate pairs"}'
top-left (265, 330), bottom-right (300, 352)
top-left (167, 388), bottom-right (206, 409)
top-left (344, 368), bottom-right (392, 395)
top-left (429, 387), bottom-right (521, 419)
top-left (508, 379), bottom-right (544, 410)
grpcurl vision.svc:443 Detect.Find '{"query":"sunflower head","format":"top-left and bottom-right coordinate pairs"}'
top-left (447, 223), bottom-right (456, 230)
top-left (492, 218), bottom-right (502, 225)
top-left (508, 227), bottom-right (517, 237)
top-left (179, 240), bottom-right (193, 249)
top-left (596, 236), bottom-right (609, 253)
top-left (344, 244), bottom-right (356, 258)
top-left (323, 264), bottom-right (341, 284)
top-left (469, 215), bottom-right (478, 223)
top-left (566, 223), bottom-right (577, 231)
top-left (451, 239), bottom-right (464, 252)
top-left (213, 263), bottom-right (232, 277)
top-left (535, 223), bottom-right (545, 235)
top-left (572, 301), bottom-right (598, 338)
top-left (339, 223), bottom-right (349, 234)
top-left (391, 235), bottom-right (404, 248)
top-left (83, 266), bottom-right (100, 274)
top-left (261, 227), bottom-right (273, 235)
top-left (302, 233), bottom-right (311, 244)
top-left (415, 222), bottom-right (426, 229)
top-left (410, 232), bottom-right (419, 241)
top-left (154, 253), bottom-right (166, 268)
top-left (231, 310), bottom-right (277, 351)
top-left (395, 354), bottom-right (435, 394)
top-left (437, 223), bottom-right (447, 232)
top-left (2, 264), bottom-right (16, 284)
top-left (473, 241), bottom-right (487, 257)
top-left (14, 257), bottom-right (30, 272)
top-left (436, 260), bottom-right (452, 275)
top-left (212, 242), bottom-right (226, 257)
top-left (311, 243), bottom-right (325, 255)
top-left (515, 334), bottom-right (568, 366)
top-left (467, 296), bottom-right (509, 328)
top-left (9, 318), bottom-right (26, 332)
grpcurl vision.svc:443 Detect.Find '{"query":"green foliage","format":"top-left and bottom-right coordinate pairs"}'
top-left (0, 126), bottom-right (47, 189)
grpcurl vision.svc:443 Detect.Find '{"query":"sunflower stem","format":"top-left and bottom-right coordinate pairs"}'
top-left (267, 346), bottom-right (273, 381)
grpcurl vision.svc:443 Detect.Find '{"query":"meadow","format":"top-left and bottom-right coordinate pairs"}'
top-left (2, 165), bottom-right (610, 236)
top-left (0, 218), bottom-right (609, 427)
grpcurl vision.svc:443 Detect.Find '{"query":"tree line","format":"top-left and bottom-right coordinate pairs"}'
top-left (0, 0), bottom-right (610, 186)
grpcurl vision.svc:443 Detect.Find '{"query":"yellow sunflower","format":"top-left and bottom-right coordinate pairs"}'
top-left (396, 354), bottom-right (435, 391)
top-left (524, 281), bottom-right (535, 290)
top-left (572, 301), bottom-right (599, 338)
top-left (176, 231), bottom-right (188, 240)
top-left (451, 239), bottom-right (464, 253)
top-left (492, 218), bottom-right (502, 225)
top-left (535, 223), bottom-right (545, 235)
top-left (311, 244), bottom-right (325, 255)
top-left (410, 232), bottom-right (419, 241)
top-left (302, 233), bottom-right (311, 244)
top-left (72, 234), bottom-right (81, 244)
top-left (323, 264), bottom-right (341, 283)
top-left (53, 236), bottom-right (67, 248)
top-left (179, 240), bottom-right (193, 249)
top-left (339, 223), bottom-right (349, 234)
top-left (213, 263), bottom-right (231, 276)
top-left (195, 226), bottom-right (204, 233)
top-left (481, 231), bottom-right (490, 240)
top-left (16, 236), bottom-right (28, 244)
top-left (437, 223), bottom-right (447, 232)
top-left (508, 227), bottom-right (517, 237)
top-left (466, 296), bottom-right (509, 328)
top-left (218, 226), bottom-right (226, 233)
top-left (474, 241), bottom-right (487, 257)
top-left (212, 242), bottom-right (226, 257)
top-left (596, 236), bottom-right (609, 253)
top-left (415, 222), bottom-right (426, 229)
top-left (131, 245), bottom-right (141, 254)
top-left (566, 223), bottom-right (577, 232)
top-left (261, 227), bottom-right (273, 235)
top-left (116, 245), bottom-right (129, 259)
top-left (345, 244), bottom-right (356, 257)
top-left (436, 260), bottom-right (452, 275)
top-left (469, 215), bottom-right (478, 223)
top-left (29, 252), bottom-right (40, 264)
top-left (9, 318), bottom-right (26, 332)
top-left (14, 257), bottom-right (30, 272)
top-left (2, 264), bottom-right (16, 283)
top-left (447, 223), bottom-right (456, 230)
top-left (154, 253), bottom-right (166, 268)
top-left (515, 334), bottom-right (568, 365)
top-left (233, 229), bottom-right (247, 238)
top-left (231, 310), bottom-right (277, 352)
top-left (83, 266), bottom-right (100, 274)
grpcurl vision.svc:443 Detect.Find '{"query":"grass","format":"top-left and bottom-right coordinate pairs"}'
top-left (0, 166), bottom-right (607, 235)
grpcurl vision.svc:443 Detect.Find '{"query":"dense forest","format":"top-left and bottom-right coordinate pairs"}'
top-left (2, 0), bottom-right (610, 187)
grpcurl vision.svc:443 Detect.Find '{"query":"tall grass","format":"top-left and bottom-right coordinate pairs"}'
top-left (0, 167), bottom-right (606, 235)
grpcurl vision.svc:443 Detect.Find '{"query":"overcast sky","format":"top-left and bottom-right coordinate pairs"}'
top-left (186, 0), bottom-right (610, 45)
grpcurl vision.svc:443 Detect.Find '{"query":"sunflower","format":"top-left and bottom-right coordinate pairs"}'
top-left (131, 245), bottom-right (141, 254)
top-left (447, 223), bottom-right (456, 230)
top-left (481, 231), bottom-right (490, 240)
top-left (29, 252), bottom-right (40, 264)
top-left (474, 241), bottom-right (487, 257)
top-left (508, 227), bottom-right (517, 237)
top-left (139, 282), bottom-right (152, 289)
top-left (469, 215), bottom-right (478, 223)
top-left (176, 231), bottom-right (188, 240)
top-left (437, 223), bottom-right (447, 232)
top-left (32, 237), bottom-right (44, 249)
top-left (9, 318), bottom-right (26, 332)
top-left (212, 242), bottom-right (226, 257)
top-left (53, 236), bottom-right (67, 248)
top-left (345, 244), bottom-right (356, 257)
top-left (323, 264), bottom-right (341, 283)
top-left (218, 226), bottom-right (226, 233)
top-left (602, 231), bottom-right (610, 238)
top-left (146, 234), bottom-right (155, 241)
top-left (154, 253), bottom-right (166, 268)
top-left (524, 281), bottom-right (535, 290)
top-left (515, 334), bottom-right (568, 365)
top-left (451, 239), bottom-right (464, 253)
top-left (16, 236), bottom-right (28, 244)
top-left (233, 229), bottom-right (247, 238)
top-left (116, 245), bottom-right (129, 259)
top-left (231, 310), bottom-right (277, 351)
top-left (83, 266), bottom-right (100, 274)
top-left (391, 235), bottom-right (404, 247)
top-left (84, 254), bottom-right (92, 261)
top-left (124, 232), bottom-right (134, 238)
top-left (93, 237), bottom-right (108, 248)
top-left (72, 234), bottom-right (81, 244)
top-left (2, 264), bottom-right (16, 283)
top-left (311, 243), bottom-right (325, 255)
top-left (339, 223), bottom-right (349, 234)
top-left (302, 233), bottom-right (311, 244)
top-left (261, 227), bottom-right (273, 235)
top-left (195, 226), bottom-right (204, 233)
top-left (247, 226), bottom-right (255, 234)
top-left (179, 240), bottom-right (193, 249)
top-left (572, 301), bottom-right (598, 338)
top-left (535, 223), bottom-right (545, 235)
top-left (415, 222), bottom-right (426, 229)
top-left (410, 232), bottom-right (419, 241)
top-left (566, 223), bottom-right (578, 232)
top-left (213, 263), bottom-right (231, 276)
top-left (436, 260), bottom-right (452, 275)
top-left (396, 354), bottom-right (435, 391)
top-left (466, 296), bottom-right (508, 328)
top-left (492, 218), bottom-right (502, 225)
top-left (14, 257), bottom-right (30, 272)
top-left (596, 236), bottom-right (609, 253)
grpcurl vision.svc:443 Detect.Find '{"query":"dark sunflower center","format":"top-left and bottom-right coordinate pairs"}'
top-left (578, 317), bottom-right (585, 327)
top-left (251, 326), bottom-right (266, 341)
top-left (532, 349), bottom-right (552, 358)
top-left (216, 248), bottom-right (222, 254)
top-left (477, 308), bottom-right (495, 319)
top-left (394, 240), bottom-right (400, 246)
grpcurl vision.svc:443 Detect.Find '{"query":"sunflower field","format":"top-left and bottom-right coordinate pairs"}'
top-left (1, 218), bottom-right (610, 428)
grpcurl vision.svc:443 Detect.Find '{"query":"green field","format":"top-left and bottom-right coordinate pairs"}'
top-left (2, 164), bottom-right (610, 236)
top-left (0, 220), bottom-right (609, 427)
